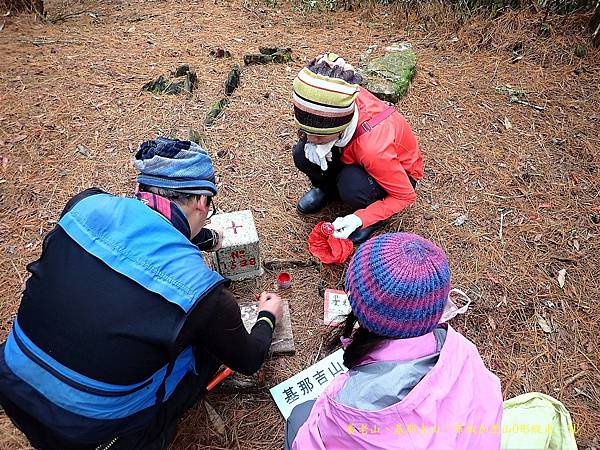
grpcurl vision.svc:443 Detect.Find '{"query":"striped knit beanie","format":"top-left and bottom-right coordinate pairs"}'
top-left (134, 138), bottom-right (217, 195)
top-left (293, 53), bottom-right (360, 136)
top-left (345, 233), bottom-right (451, 339)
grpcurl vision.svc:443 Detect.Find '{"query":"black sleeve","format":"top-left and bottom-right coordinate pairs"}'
top-left (191, 228), bottom-right (219, 251)
top-left (175, 285), bottom-right (275, 375)
top-left (60, 188), bottom-right (106, 218)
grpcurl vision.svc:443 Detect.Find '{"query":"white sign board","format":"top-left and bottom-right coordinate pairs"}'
top-left (270, 349), bottom-right (348, 419)
top-left (323, 289), bottom-right (352, 327)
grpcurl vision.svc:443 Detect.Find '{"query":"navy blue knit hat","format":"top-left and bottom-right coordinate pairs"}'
top-left (345, 232), bottom-right (451, 338)
top-left (134, 138), bottom-right (217, 195)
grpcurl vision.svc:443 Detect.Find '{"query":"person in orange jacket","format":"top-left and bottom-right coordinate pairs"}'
top-left (292, 53), bottom-right (423, 244)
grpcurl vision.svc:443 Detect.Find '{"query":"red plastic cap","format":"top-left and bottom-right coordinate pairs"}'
top-left (277, 272), bottom-right (292, 289)
top-left (321, 222), bottom-right (335, 236)
top-left (278, 272), bottom-right (291, 283)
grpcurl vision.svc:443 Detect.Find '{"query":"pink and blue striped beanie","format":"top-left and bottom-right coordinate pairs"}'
top-left (345, 232), bottom-right (451, 338)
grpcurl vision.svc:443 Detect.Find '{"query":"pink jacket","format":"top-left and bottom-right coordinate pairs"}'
top-left (292, 325), bottom-right (503, 450)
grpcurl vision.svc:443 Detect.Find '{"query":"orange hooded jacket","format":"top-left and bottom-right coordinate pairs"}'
top-left (341, 88), bottom-right (423, 227)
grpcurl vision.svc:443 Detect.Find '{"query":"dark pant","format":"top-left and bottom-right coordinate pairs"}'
top-left (284, 400), bottom-right (316, 450)
top-left (293, 140), bottom-right (415, 212)
top-left (103, 358), bottom-right (219, 450)
top-left (2, 355), bottom-right (220, 450)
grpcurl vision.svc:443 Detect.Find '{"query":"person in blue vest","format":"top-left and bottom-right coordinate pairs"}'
top-left (0, 138), bottom-right (283, 450)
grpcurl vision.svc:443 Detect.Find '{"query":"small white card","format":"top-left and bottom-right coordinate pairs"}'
top-left (323, 289), bottom-right (352, 327)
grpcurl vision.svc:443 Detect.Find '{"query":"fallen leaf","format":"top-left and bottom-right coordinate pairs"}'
top-left (0, 155), bottom-right (7, 170)
top-left (533, 234), bottom-right (543, 242)
top-left (0, 22), bottom-right (4, 32)
top-left (75, 144), bottom-right (90, 157)
top-left (126, 25), bottom-right (136, 33)
top-left (557, 269), bottom-right (567, 288)
top-left (579, 362), bottom-right (590, 371)
top-left (502, 117), bottom-right (512, 129)
top-left (574, 387), bottom-right (594, 401)
top-left (539, 203), bottom-right (552, 209)
top-left (572, 239), bottom-right (580, 251)
top-left (204, 401), bottom-right (226, 436)
top-left (536, 314), bottom-right (553, 333)
top-left (452, 214), bottom-right (467, 226)
top-left (488, 316), bottom-right (497, 330)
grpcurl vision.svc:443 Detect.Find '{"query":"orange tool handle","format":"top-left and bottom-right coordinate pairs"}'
top-left (206, 367), bottom-right (233, 391)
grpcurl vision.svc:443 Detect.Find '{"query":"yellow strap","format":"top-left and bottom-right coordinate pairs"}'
top-left (256, 316), bottom-right (274, 331)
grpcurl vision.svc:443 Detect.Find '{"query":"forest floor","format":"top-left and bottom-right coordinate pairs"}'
top-left (0, 0), bottom-right (599, 448)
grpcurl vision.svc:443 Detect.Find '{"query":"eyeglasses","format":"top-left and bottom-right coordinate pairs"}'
top-left (206, 196), bottom-right (216, 219)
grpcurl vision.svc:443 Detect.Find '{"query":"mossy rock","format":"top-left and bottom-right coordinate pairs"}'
top-left (244, 47), bottom-right (292, 65)
top-left (188, 128), bottom-right (206, 146)
top-left (142, 66), bottom-right (198, 95)
top-left (225, 64), bottom-right (241, 96)
top-left (574, 44), bottom-right (587, 58)
top-left (359, 43), bottom-right (416, 104)
top-left (204, 98), bottom-right (229, 127)
top-left (174, 64), bottom-right (190, 77)
top-left (142, 75), bottom-right (183, 95)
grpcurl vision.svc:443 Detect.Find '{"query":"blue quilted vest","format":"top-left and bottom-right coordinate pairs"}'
top-left (2, 194), bottom-right (223, 420)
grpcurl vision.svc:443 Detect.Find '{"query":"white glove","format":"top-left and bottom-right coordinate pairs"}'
top-left (332, 214), bottom-right (362, 239)
top-left (304, 143), bottom-right (332, 171)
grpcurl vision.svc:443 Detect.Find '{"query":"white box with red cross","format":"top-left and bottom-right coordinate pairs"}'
top-left (209, 210), bottom-right (264, 281)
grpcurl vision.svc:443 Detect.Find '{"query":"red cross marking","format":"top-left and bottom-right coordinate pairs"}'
top-left (227, 221), bottom-right (243, 234)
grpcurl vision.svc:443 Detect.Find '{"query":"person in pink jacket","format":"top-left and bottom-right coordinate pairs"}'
top-left (285, 232), bottom-right (503, 450)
